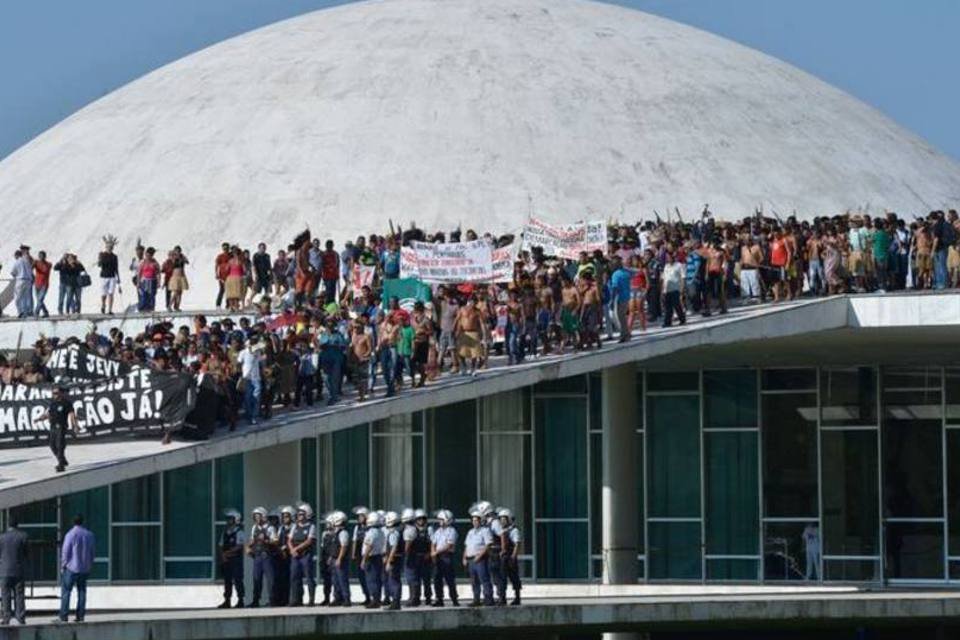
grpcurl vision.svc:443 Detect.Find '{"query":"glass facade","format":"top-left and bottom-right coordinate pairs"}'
top-left (10, 366), bottom-right (960, 585)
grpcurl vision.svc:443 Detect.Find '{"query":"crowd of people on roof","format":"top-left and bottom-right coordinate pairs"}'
top-left (2, 208), bottom-right (958, 440)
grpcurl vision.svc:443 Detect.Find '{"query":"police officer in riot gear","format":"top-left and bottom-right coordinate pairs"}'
top-left (328, 511), bottom-right (352, 606)
top-left (498, 508), bottom-right (522, 605)
top-left (267, 509), bottom-right (283, 606)
top-left (274, 505), bottom-right (296, 606)
top-left (351, 506), bottom-right (370, 605)
top-left (360, 511), bottom-right (386, 609)
top-left (403, 508), bottom-right (432, 606)
top-left (478, 501), bottom-right (505, 605)
top-left (462, 506), bottom-right (494, 607)
top-left (287, 503), bottom-right (317, 606)
top-left (430, 509), bottom-right (459, 607)
top-left (218, 509), bottom-right (246, 609)
top-left (247, 506), bottom-right (277, 607)
top-left (383, 511), bottom-right (403, 611)
top-left (318, 514), bottom-right (335, 606)
top-left (399, 508), bottom-right (416, 605)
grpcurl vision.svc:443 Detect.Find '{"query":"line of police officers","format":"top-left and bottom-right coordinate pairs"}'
top-left (217, 500), bottom-right (522, 610)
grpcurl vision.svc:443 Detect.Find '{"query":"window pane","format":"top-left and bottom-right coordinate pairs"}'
top-left (591, 432), bottom-right (601, 555)
top-left (332, 424), bottom-right (369, 509)
top-left (480, 389), bottom-right (528, 432)
top-left (763, 522), bottom-right (818, 581)
top-left (535, 397), bottom-right (587, 519)
top-left (884, 367), bottom-right (942, 390)
top-left (12, 498), bottom-right (57, 525)
top-left (23, 527), bottom-right (58, 582)
top-left (112, 475), bottom-right (160, 522)
top-left (705, 432), bottom-right (759, 555)
top-left (536, 522), bottom-right (587, 579)
top-left (428, 400), bottom-right (477, 520)
top-left (646, 371), bottom-right (698, 393)
top-left (706, 559), bottom-right (758, 581)
top-left (165, 560), bottom-right (212, 579)
top-left (884, 523), bottom-right (944, 580)
top-left (649, 522), bottom-right (701, 580)
top-left (374, 411), bottom-right (422, 434)
top-left (883, 385), bottom-right (943, 518)
top-left (589, 372), bottom-right (602, 432)
top-left (762, 393), bottom-right (818, 517)
top-left (822, 431), bottom-right (879, 556)
top-left (215, 454), bottom-right (244, 518)
top-left (164, 462), bottom-right (213, 557)
top-left (481, 434), bottom-right (531, 536)
top-left (300, 438), bottom-right (317, 508)
top-left (373, 432), bottom-right (421, 508)
top-left (824, 559), bottom-right (879, 582)
top-left (946, 368), bottom-right (960, 423)
top-left (61, 487), bottom-right (110, 557)
top-left (112, 526), bottom-right (160, 580)
top-left (820, 367), bottom-right (877, 426)
top-left (704, 370), bottom-right (757, 429)
top-left (949, 430), bottom-right (960, 555)
top-left (647, 395), bottom-right (700, 518)
top-left (761, 369), bottom-right (816, 391)
top-left (535, 376), bottom-right (587, 394)
top-left (637, 433), bottom-right (645, 555)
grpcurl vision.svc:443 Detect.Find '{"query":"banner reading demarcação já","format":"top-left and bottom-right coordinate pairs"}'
top-left (0, 367), bottom-right (196, 447)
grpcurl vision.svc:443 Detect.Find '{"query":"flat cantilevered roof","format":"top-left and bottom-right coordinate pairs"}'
top-left (0, 293), bottom-right (956, 510)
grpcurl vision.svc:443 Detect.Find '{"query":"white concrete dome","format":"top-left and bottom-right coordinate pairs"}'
top-left (1, 0), bottom-right (959, 306)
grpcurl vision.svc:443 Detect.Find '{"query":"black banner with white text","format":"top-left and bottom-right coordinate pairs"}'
top-left (0, 368), bottom-right (196, 447)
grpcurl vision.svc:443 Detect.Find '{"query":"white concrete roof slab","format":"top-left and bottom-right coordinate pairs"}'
top-left (0, 297), bottom-right (849, 509)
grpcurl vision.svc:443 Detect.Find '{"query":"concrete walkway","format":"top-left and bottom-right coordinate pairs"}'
top-left (5, 587), bottom-right (960, 639)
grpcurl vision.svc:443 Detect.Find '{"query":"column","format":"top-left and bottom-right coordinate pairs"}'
top-left (602, 364), bottom-right (641, 640)
top-left (243, 441), bottom-right (302, 591)
top-left (601, 363), bottom-right (638, 583)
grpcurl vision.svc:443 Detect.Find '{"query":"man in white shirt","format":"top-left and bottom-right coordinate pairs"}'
top-left (238, 336), bottom-right (263, 424)
top-left (660, 252), bottom-right (686, 328)
top-left (10, 248), bottom-right (34, 318)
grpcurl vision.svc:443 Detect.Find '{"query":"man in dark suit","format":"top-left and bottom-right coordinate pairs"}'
top-left (0, 519), bottom-right (29, 625)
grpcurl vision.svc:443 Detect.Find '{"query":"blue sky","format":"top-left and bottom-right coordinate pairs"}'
top-left (0, 0), bottom-right (956, 161)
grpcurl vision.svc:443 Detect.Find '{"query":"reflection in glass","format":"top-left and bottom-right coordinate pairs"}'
top-left (820, 367), bottom-right (877, 426)
top-left (762, 393), bottom-right (818, 517)
top-left (884, 522), bottom-right (944, 580)
top-left (763, 521), bottom-right (818, 581)
top-left (822, 431), bottom-right (879, 555)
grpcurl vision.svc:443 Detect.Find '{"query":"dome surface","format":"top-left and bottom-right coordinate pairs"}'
top-left (1, 0), bottom-right (958, 305)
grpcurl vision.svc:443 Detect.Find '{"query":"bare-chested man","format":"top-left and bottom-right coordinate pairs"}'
top-left (578, 272), bottom-right (602, 349)
top-left (454, 296), bottom-right (483, 376)
top-left (350, 320), bottom-right (372, 401)
top-left (377, 313), bottom-right (399, 396)
top-left (559, 274), bottom-right (581, 351)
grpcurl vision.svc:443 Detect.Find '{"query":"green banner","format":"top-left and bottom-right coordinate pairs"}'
top-left (382, 277), bottom-right (432, 311)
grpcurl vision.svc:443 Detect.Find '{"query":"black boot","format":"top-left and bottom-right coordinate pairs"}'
top-left (510, 595), bottom-right (521, 606)
top-left (217, 600), bottom-right (231, 609)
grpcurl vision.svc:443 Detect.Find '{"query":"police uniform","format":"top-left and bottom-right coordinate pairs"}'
top-left (385, 526), bottom-right (404, 608)
top-left (219, 524), bottom-right (246, 607)
top-left (487, 516), bottom-right (505, 604)
top-left (288, 520), bottom-right (317, 606)
top-left (501, 523), bottom-right (522, 605)
top-left (250, 521), bottom-right (277, 607)
top-left (319, 526), bottom-right (335, 605)
top-left (352, 522), bottom-right (370, 603)
top-left (331, 526), bottom-right (352, 605)
top-left (402, 523), bottom-right (431, 605)
top-left (464, 524), bottom-right (494, 605)
top-left (274, 519), bottom-right (293, 605)
top-left (430, 525), bottom-right (459, 606)
top-left (362, 526), bottom-right (387, 607)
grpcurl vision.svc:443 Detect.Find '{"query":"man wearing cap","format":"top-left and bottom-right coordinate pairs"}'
top-left (430, 510), bottom-right (459, 607)
top-left (246, 507), bottom-right (277, 608)
top-left (217, 510), bottom-right (246, 609)
top-left (41, 386), bottom-right (76, 473)
top-left (462, 509), bottom-right (494, 607)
